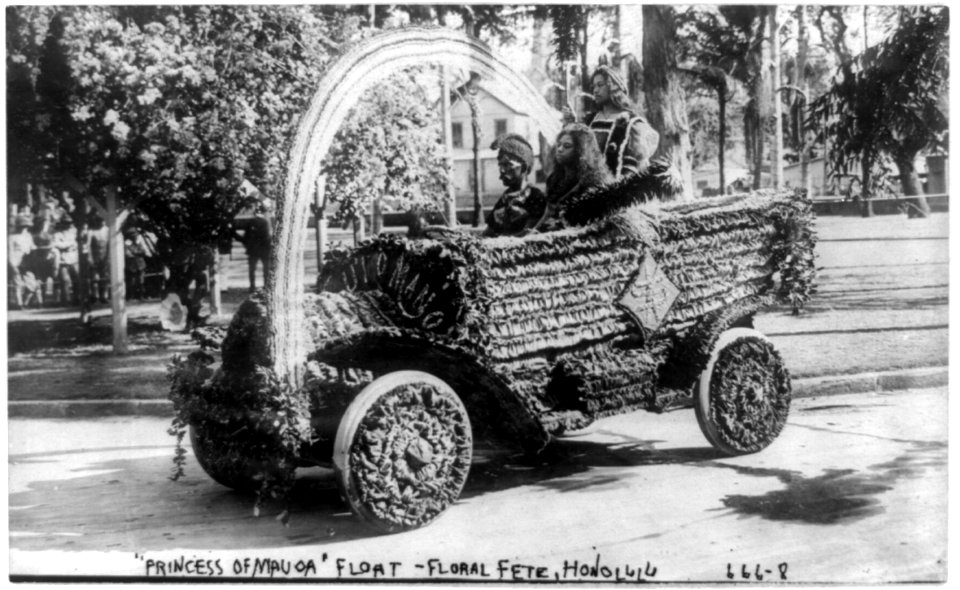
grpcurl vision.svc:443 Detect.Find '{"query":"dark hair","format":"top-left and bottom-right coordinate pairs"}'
top-left (591, 70), bottom-right (635, 115)
top-left (547, 123), bottom-right (613, 201)
top-left (492, 133), bottom-right (534, 175)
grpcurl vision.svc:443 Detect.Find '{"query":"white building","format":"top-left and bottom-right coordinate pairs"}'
top-left (448, 81), bottom-right (555, 210)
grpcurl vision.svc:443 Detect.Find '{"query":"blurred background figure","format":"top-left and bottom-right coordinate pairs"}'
top-left (239, 200), bottom-right (273, 292)
top-left (84, 214), bottom-right (110, 303)
top-left (52, 219), bottom-right (79, 305)
top-left (124, 229), bottom-right (149, 301)
top-left (8, 214), bottom-right (35, 309)
top-left (20, 215), bottom-right (60, 306)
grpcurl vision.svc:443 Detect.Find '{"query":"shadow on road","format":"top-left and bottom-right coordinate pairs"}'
top-left (9, 434), bottom-right (730, 552)
top-left (9, 433), bottom-right (946, 553)
top-left (465, 434), bottom-right (727, 498)
top-left (7, 313), bottom-right (174, 355)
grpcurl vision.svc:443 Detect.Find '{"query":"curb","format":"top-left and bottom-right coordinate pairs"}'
top-left (8, 366), bottom-right (949, 420)
top-left (8, 399), bottom-right (175, 419)
top-left (791, 366), bottom-right (949, 398)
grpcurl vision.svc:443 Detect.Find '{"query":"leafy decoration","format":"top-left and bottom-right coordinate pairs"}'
top-left (167, 320), bottom-right (313, 510)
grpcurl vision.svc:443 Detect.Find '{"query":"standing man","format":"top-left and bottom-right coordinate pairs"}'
top-left (241, 201), bottom-right (273, 292)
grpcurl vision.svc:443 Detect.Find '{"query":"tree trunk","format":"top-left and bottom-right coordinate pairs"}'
top-left (894, 153), bottom-right (931, 218)
top-left (210, 257), bottom-right (222, 318)
top-left (718, 91), bottom-right (726, 194)
top-left (642, 5), bottom-right (693, 199)
top-left (860, 157), bottom-right (874, 217)
top-left (105, 185), bottom-right (128, 354)
top-left (314, 175), bottom-right (327, 270)
top-left (579, 14), bottom-right (590, 92)
top-left (468, 95), bottom-right (482, 226)
top-left (372, 194), bottom-right (383, 235)
top-left (440, 65), bottom-right (458, 227)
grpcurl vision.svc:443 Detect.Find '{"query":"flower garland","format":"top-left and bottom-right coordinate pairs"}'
top-left (168, 314), bottom-right (313, 516)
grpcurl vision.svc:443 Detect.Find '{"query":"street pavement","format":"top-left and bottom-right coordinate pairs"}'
top-left (8, 386), bottom-right (948, 583)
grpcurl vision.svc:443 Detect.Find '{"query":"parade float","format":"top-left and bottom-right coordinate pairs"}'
top-left (168, 28), bottom-right (817, 533)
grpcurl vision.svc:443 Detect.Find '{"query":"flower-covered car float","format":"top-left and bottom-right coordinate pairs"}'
top-left (167, 28), bottom-right (817, 534)
top-left (170, 167), bottom-right (816, 533)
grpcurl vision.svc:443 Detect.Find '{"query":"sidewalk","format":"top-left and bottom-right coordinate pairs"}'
top-left (6, 213), bottom-right (949, 418)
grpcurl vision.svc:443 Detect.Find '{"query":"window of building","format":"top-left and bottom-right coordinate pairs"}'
top-left (494, 119), bottom-right (507, 138)
top-left (452, 122), bottom-right (463, 148)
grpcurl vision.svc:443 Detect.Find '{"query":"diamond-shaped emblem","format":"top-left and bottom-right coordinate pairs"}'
top-left (617, 255), bottom-right (680, 338)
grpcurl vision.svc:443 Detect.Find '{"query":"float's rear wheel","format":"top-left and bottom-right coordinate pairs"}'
top-left (334, 370), bottom-right (472, 533)
top-left (695, 328), bottom-right (791, 456)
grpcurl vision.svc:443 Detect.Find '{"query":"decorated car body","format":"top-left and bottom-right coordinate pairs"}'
top-left (171, 168), bottom-right (816, 533)
top-left (166, 27), bottom-right (817, 534)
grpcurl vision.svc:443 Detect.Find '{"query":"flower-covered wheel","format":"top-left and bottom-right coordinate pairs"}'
top-left (695, 328), bottom-right (791, 456)
top-left (189, 423), bottom-right (262, 493)
top-left (333, 371), bottom-right (473, 533)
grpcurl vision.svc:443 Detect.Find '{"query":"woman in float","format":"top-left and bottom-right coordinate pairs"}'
top-left (565, 65), bottom-right (660, 180)
top-left (531, 123), bottom-right (613, 232)
top-left (483, 134), bottom-right (547, 237)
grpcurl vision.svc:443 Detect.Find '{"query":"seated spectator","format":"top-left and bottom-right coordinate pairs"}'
top-left (483, 134), bottom-right (546, 237)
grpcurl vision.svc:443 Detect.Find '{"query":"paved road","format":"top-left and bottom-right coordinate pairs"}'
top-left (9, 387), bottom-right (947, 583)
top-left (756, 212), bottom-right (948, 377)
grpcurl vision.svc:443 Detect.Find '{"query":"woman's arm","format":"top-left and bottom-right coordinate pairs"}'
top-left (527, 183), bottom-right (582, 234)
top-left (623, 117), bottom-right (660, 177)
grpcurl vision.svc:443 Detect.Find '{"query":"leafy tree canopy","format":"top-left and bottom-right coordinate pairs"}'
top-left (322, 69), bottom-right (448, 225)
top-left (14, 5), bottom-right (338, 251)
top-left (810, 6), bottom-right (948, 196)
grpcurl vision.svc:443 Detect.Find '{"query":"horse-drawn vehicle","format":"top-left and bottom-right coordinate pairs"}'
top-left (168, 28), bottom-right (817, 535)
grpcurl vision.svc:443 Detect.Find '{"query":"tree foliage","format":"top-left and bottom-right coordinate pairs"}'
top-left (810, 6), bottom-right (949, 200)
top-left (677, 5), bottom-right (769, 189)
top-left (11, 5), bottom-right (338, 251)
top-left (322, 70), bottom-right (448, 226)
top-left (6, 6), bottom-right (55, 200)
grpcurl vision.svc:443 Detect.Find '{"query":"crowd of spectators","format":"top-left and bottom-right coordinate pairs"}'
top-left (6, 198), bottom-right (161, 310)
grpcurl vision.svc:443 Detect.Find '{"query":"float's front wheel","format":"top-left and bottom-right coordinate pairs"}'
top-left (334, 370), bottom-right (473, 533)
top-left (190, 424), bottom-right (262, 493)
top-left (695, 328), bottom-right (791, 456)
